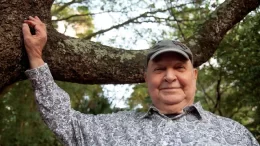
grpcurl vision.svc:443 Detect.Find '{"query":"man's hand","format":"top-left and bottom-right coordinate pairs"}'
top-left (22, 16), bottom-right (47, 68)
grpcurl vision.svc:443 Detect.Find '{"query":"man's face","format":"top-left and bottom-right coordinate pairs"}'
top-left (145, 52), bottom-right (198, 114)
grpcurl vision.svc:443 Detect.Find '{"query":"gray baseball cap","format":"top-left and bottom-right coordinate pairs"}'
top-left (146, 40), bottom-right (193, 67)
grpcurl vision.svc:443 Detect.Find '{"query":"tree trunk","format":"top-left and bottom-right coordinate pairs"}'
top-left (0, 0), bottom-right (259, 92)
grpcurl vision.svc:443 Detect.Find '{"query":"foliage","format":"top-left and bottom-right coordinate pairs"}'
top-left (128, 83), bottom-right (151, 112)
top-left (51, 1), bottom-right (94, 37)
top-left (0, 80), bottom-right (114, 145)
top-left (0, 81), bottom-right (61, 145)
top-left (56, 82), bottom-right (113, 115)
top-left (1, 0), bottom-right (260, 144)
top-left (195, 9), bottom-right (260, 141)
top-left (165, 0), bottom-right (211, 41)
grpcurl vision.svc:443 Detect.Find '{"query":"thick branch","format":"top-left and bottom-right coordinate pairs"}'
top-left (0, 0), bottom-right (259, 92)
top-left (45, 31), bottom-right (147, 84)
top-left (186, 0), bottom-right (260, 67)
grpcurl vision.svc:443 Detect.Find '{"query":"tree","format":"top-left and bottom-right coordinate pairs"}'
top-left (0, 0), bottom-right (259, 92)
top-left (0, 2), bottom-right (114, 145)
top-left (51, 2), bottom-right (94, 37)
top-left (128, 83), bottom-right (150, 112)
top-left (0, 81), bottom-right (61, 145)
top-left (195, 10), bottom-right (260, 141)
top-left (0, 0), bottom-right (260, 144)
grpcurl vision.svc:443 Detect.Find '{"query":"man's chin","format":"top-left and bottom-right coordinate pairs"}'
top-left (160, 94), bottom-right (185, 103)
top-left (162, 97), bottom-right (185, 105)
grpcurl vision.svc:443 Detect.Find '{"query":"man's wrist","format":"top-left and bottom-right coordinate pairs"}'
top-left (29, 58), bottom-right (45, 69)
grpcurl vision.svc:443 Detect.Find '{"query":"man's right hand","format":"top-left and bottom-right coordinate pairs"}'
top-left (22, 16), bottom-right (47, 69)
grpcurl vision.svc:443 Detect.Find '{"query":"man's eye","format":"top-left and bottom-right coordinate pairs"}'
top-left (154, 68), bottom-right (164, 71)
top-left (176, 66), bottom-right (185, 70)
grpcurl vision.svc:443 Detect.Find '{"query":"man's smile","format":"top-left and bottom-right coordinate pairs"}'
top-left (160, 87), bottom-right (181, 90)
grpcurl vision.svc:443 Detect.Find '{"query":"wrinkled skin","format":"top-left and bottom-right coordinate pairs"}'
top-left (145, 52), bottom-right (198, 114)
top-left (22, 16), bottom-right (46, 68)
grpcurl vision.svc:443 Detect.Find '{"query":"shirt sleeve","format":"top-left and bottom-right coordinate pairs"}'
top-left (25, 63), bottom-right (94, 146)
top-left (240, 125), bottom-right (260, 146)
top-left (228, 118), bottom-right (260, 146)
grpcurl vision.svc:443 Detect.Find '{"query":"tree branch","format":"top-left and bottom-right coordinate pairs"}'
top-left (52, 10), bottom-right (128, 22)
top-left (164, 0), bottom-right (186, 41)
top-left (52, 0), bottom-right (83, 15)
top-left (0, 0), bottom-right (259, 91)
top-left (83, 8), bottom-right (170, 39)
top-left (197, 79), bottom-right (216, 111)
top-left (213, 77), bottom-right (222, 114)
top-left (83, 3), bottom-right (191, 40)
top-left (186, 0), bottom-right (260, 67)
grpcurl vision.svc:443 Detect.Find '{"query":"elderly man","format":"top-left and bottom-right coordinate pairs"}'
top-left (22, 16), bottom-right (259, 146)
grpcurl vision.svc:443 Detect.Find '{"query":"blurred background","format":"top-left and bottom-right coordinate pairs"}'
top-left (0, 0), bottom-right (259, 145)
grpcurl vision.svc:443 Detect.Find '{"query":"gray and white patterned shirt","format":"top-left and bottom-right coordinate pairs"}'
top-left (25, 64), bottom-right (259, 146)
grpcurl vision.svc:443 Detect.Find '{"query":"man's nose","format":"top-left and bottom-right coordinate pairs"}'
top-left (164, 69), bottom-right (177, 82)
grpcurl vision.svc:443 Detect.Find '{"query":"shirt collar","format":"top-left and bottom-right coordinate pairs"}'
top-left (140, 102), bottom-right (204, 120)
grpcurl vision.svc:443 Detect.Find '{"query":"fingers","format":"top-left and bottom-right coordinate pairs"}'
top-left (23, 16), bottom-right (46, 35)
top-left (22, 23), bottom-right (31, 38)
top-left (24, 16), bottom-right (43, 27)
top-left (23, 20), bottom-right (35, 27)
top-left (28, 16), bottom-right (40, 22)
top-left (34, 16), bottom-right (41, 20)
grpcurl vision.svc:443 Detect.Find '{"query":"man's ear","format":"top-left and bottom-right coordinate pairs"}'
top-left (193, 68), bottom-right (198, 80)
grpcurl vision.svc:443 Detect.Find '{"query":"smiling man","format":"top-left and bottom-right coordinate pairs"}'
top-left (145, 40), bottom-right (197, 115)
top-left (23, 17), bottom-right (259, 146)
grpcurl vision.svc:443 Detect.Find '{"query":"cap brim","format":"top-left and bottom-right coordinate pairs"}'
top-left (150, 48), bottom-right (189, 61)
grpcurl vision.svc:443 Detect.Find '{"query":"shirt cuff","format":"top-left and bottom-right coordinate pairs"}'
top-left (25, 63), bottom-right (54, 90)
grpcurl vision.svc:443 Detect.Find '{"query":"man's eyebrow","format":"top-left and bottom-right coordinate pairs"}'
top-left (175, 61), bottom-right (187, 65)
top-left (151, 62), bottom-right (165, 66)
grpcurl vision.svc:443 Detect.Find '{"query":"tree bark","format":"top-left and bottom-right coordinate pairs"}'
top-left (0, 0), bottom-right (259, 91)
top-left (188, 0), bottom-right (260, 67)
